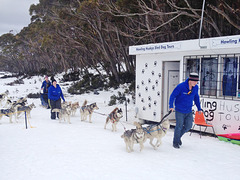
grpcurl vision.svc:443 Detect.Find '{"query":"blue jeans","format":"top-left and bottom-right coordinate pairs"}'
top-left (173, 111), bottom-right (193, 145)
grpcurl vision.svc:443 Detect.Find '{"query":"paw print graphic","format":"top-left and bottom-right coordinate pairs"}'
top-left (222, 124), bottom-right (227, 130)
top-left (153, 112), bottom-right (156, 116)
top-left (154, 61), bottom-right (157, 66)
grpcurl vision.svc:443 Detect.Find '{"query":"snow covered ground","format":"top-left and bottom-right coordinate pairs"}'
top-left (0, 73), bottom-right (239, 180)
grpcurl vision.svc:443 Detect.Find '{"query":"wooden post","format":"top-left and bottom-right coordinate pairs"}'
top-left (125, 98), bottom-right (128, 122)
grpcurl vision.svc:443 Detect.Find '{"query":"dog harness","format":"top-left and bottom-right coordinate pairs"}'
top-left (81, 103), bottom-right (96, 114)
top-left (124, 128), bottom-right (144, 144)
top-left (81, 106), bottom-right (91, 114)
top-left (124, 129), bottom-right (134, 138)
top-left (143, 124), bottom-right (167, 135)
top-left (109, 113), bottom-right (119, 123)
top-left (0, 109), bottom-right (14, 116)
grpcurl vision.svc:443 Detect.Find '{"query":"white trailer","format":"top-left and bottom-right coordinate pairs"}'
top-left (129, 35), bottom-right (240, 135)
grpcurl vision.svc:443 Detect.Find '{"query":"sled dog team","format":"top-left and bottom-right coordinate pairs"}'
top-left (51, 100), bottom-right (99, 124)
top-left (1, 90), bottom-right (170, 153)
top-left (0, 93), bottom-right (36, 123)
top-left (52, 100), bottom-right (170, 153)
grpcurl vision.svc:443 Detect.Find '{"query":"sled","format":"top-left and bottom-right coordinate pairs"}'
top-left (217, 133), bottom-right (240, 145)
top-left (40, 93), bottom-right (48, 108)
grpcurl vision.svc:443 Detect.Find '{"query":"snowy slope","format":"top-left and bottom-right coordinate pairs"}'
top-left (0, 73), bottom-right (239, 180)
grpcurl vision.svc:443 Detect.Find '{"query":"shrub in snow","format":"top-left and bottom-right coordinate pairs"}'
top-left (27, 93), bottom-right (41, 99)
top-left (6, 79), bottom-right (24, 86)
top-left (68, 74), bottom-right (106, 94)
top-left (108, 92), bottom-right (126, 106)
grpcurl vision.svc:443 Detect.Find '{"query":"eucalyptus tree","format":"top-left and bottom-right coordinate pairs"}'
top-left (1, 0), bottom-right (240, 77)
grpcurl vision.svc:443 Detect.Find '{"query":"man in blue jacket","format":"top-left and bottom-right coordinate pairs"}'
top-left (41, 76), bottom-right (51, 108)
top-left (48, 79), bottom-right (65, 119)
top-left (169, 73), bottom-right (202, 149)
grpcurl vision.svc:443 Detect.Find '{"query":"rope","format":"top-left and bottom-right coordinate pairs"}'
top-left (0, 110), bottom-right (28, 116)
top-left (156, 110), bottom-right (172, 125)
top-left (119, 121), bottom-right (127, 131)
top-left (93, 111), bottom-right (108, 116)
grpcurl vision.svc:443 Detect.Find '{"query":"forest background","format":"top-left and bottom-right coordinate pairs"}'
top-left (0, 0), bottom-right (240, 91)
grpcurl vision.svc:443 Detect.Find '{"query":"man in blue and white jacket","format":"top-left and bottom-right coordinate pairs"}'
top-left (169, 72), bottom-right (202, 149)
top-left (48, 79), bottom-right (65, 120)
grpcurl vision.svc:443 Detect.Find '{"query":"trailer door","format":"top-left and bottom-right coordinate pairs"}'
top-left (162, 61), bottom-right (180, 120)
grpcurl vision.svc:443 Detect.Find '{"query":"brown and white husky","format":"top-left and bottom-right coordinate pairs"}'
top-left (104, 108), bottom-right (123, 132)
top-left (143, 120), bottom-right (170, 150)
top-left (70, 102), bottom-right (80, 116)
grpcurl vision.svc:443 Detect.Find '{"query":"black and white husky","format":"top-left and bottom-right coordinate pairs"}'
top-left (52, 102), bottom-right (72, 124)
top-left (0, 90), bottom-right (9, 106)
top-left (104, 108), bottom-right (123, 132)
top-left (11, 97), bottom-right (28, 109)
top-left (3, 98), bottom-right (13, 108)
top-left (16, 103), bottom-right (36, 119)
top-left (0, 105), bottom-right (15, 123)
top-left (121, 122), bottom-right (146, 153)
top-left (80, 100), bottom-right (99, 123)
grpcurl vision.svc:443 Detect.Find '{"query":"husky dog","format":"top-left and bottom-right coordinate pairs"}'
top-left (16, 103), bottom-right (36, 119)
top-left (80, 100), bottom-right (99, 123)
top-left (52, 104), bottom-right (72, 124)
top-left (70, 102), bottom-right (80, 116)
top-left (121, 122), bottom-right (146, 153)
top-left (12, 97), bottom-right (27, 108)
top-left (0, 105), bottom-right (16, 123)
top-left (0, 90), bottom-right (9, 98)
top-left (143, 120), bottom-right (170, 150)
top-left (16, 97), bottom-right (27, 104)
top-left (0, 90), bottom-right (9, 106)
top-left (104, 108), bottom-right (123, 132)
top-left (3, 97), bottom-right (27, 111)
top-left (3, 98), bottom-right (13, 108)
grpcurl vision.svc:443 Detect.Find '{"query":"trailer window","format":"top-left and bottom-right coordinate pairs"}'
top-left (184, 55), bottom-right (240, 99)
top-left (185, 58), bottom-right (200, 77)
top-left (200, 57), bottom-right (218, 96)
top-left (220, 57), bottom-right (238, 97)
top-left (238, 62), bottom-right (240, 98)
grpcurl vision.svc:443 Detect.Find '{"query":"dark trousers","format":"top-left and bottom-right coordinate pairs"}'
top-left (42, 94), bottom-right (50, 108)
top-left (49, 99), bottom-right (61, 119)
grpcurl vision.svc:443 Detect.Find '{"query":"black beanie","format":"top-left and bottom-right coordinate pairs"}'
top-left (189, 72), bottom-right (199, 81)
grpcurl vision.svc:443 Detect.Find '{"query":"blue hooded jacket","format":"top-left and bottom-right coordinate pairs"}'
top-left (48, 84), bottom-right (65, 101)
top-left (169, 78), bottom-right (201, 113)
top-left (41, 80), bottom-right (51, 94)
